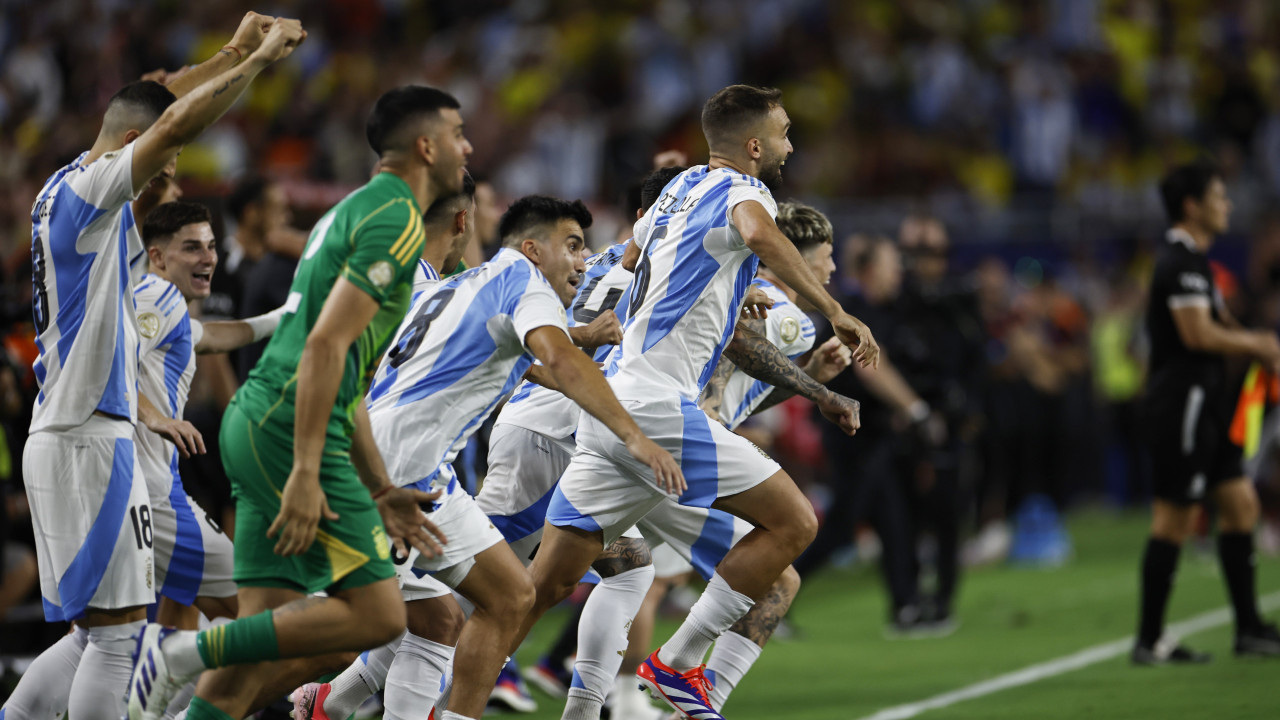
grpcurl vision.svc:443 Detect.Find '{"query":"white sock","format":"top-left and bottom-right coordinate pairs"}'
top-left (171, 710), bottom-right (187, 720)
top-left (1, 625), bottom-right (87, 719)
top-left (658, 573), bottom-right (753, 672)
top-left (570, 565), bottom-right (655, 713)
top-left (384, 633), bottom-right (454, 720)
top-left (160, 629), bottom-right (207, 678)
top-left (441, 711), bottom-right (473, 720)
top-left (162, 680), bottom-right (197, 720)
top-left (324, 635), bottom-right (402, 719)
top-left (705, 631), bottom-right (762, 710)
top-left (433, 671), bottom-right (453, 718)
top-left (69, 621), bottom-right (144, 720)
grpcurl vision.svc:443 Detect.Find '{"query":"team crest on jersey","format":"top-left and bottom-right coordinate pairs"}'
top-left (780, 317), bottom-right (801, 344)
top-left (371, 524), bottom-right (390, 560)
top-left (138, 312), bottom-right (160, 339)
top-left (368, 261), bottom-right (395, 289)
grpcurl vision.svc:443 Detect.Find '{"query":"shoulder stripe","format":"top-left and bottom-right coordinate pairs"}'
top-left (389, 205), bottom-right (423, 263)
top-left (394, 219), bottom-right (425, 266)
top-left (348, 197), bottom-right (409, 246)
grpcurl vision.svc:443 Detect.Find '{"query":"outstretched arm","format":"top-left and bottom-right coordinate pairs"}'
top-left (723, 317), bottom-right (860, 435)
top-left (526, 326), bottom-right (686, 495)
top-left (194, 307), bottom-right (285, 353)
top-left (733, 200), bottom-right (879, 368)
top-left (130, 17), bottom-right (307, 195)
top-left (161, 12), bottom-right (275, 98)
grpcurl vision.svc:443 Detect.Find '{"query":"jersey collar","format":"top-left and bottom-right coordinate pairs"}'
top-left (1166, 227), bottom-right (1201, 253)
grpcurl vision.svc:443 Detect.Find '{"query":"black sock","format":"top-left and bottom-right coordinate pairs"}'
top-left (1138, 537), bottom-right (1181, 648)
top-left (1217, 531), bottom-right (1263, 633)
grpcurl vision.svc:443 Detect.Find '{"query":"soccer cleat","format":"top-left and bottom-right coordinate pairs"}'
top-left (636, 650), bottom-right (722, 720)
top-left (1235, 622), bottom-right (1280, 657)
top-left (290, 683), bottom-right (332, 720)
top-left (127, 624), bottom-right (197, 720)
top-left (1130, 641), bottom-right (1212, 666)
top-left (521, 656), bottom-right (572, 699)
top-left (488, 658), bottom-right (537, 713)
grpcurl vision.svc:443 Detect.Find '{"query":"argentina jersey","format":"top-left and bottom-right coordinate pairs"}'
top-left (413, 257), bottom-right (442, 289)
top-left (367, 249), bottom-right (570, 491)
top-left (133, 275), bottom-right (201, 498)
top-left (30, 145), bottom-right (148, 432)
top-left (718, 278), bottom-right (816, 430)
top-left (496, 241), bottom-right (633, 440)
top-left (606, 165), bottom-right (778, 401)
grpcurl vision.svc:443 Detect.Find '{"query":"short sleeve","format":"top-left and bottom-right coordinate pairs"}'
top-left (775, 306), bottom-right (816, 359)
top-left (1166, 257), bottom-right (1214, 311)
top-left (512, 279), bottom-right (571, 351)
top-left (64, 143), bottom-right (138, 215)
top-left (726, 175), bottom-right (778, 220)
top-left (343, 200), bottom-right (424, 304)
top-left (134, 287), bottom-right (186, 356)
top-left (189, 318), bottom-right (205, 348)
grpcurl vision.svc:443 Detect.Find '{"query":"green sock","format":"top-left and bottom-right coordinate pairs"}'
top-left (196, 610), bottom-right (280, 668)
top-left (186, 697), bottom-right (236, 720)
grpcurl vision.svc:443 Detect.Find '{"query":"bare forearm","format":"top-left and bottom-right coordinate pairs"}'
top-left (746, 237), bottom-right (840, 318)
top-left (164, 49), bottom-right (238, 98)
top-left (722, 323), bottom-right (834, 405)
top-left (292, 339), bottom-right (347, 473)
top-left (161, 56), bottom-right (268, 146)
top-left (547, 353), bottom-right (642, 443)
top-left (197, 321), bottom-right (255, 354)
top-left (1196, 324), bottom-right (1267, 356)
top-left (853, 357), bottom-right (921, 413)
top-left (350, 404), bottom-right (392, 494)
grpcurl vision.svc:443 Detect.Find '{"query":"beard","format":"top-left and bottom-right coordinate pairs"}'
top-left (760, 154), bottom-right (785, 192)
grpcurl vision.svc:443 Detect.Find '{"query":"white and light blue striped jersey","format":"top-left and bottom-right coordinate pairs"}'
top-left (413, 257), bottom-right (442, 289)
top-left (497, 241), bottom-right (633, 440)
top-left (367, 249), bottom-right (570, 489)
top-left (29, 144), bottom-right (147, 432)
top-left (605, 165), bottom-right (777, 402)
top-left (718, 278), bottom-right (816, 430)
top-left (133, 274), bottom-right (203, 498)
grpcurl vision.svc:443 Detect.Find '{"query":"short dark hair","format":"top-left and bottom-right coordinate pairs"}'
top-left (499, 196), bottom-right (593, 249)
top-left (143, 201), bottom-right (212, 248)
top-left (423, 170), bottom-right (477, 226)
top-left (640, 166), bottom-right (686, 211)
top-left (1160, 161), bottom-right (1220, 224)
top-left (104, 81), bottom-right (176, 130)
top-left (702, 85), bottom-right (783, 150)
top-left (774, 201), bottom-right (833, 255)
top-left (226, 175), bottom-right (271, 223)
top-left (366, 85), bottom-right (461, 156)
top-left (853, 236), bottom-right (895, 276)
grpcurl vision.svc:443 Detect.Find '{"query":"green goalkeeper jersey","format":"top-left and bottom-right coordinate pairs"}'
top-left (236, 171), bottom-right (426, 450)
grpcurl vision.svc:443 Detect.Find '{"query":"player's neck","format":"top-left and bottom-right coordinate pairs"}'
top-left (1173, 222), bottom-right (1214, 252)
top-left (758, 269), bottom-right (795, 303)
top-left (708, 154), bottom-right (755, 178)
top-left (85, 134), bottom-right (122, 166)
top-left (419, 234), bottom-right (451, 276)
top-left (377, 159), bottom-right (436, 214)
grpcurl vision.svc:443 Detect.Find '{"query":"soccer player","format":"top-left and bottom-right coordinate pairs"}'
top-left (1133, 160), bottom-right (1280, 664)
top-left (126, 83), bottom-right (464, 720)
top-left (135, 201), bottom-right (289, 632)
top-left (14, 13), bottom-right (298, 720)
top-left (510, 84), bottom-right (876, 720)
top-left (357, 195), bottom-right (680, 720)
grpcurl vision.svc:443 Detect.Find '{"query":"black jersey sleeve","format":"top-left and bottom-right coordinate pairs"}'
top-left (1159, 250), bottom-right (1214, 311)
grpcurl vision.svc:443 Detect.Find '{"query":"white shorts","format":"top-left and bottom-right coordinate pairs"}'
top-left (23, 418), bottom-right (154, 621)
top-left (397, 467), bottom-right (505, 601)
top-left (639, 501), bottom-right (752, 581)
top-left (547, 394), bottom-right (780, 545)
top-left (152, 481), bottom-right (236, 604)
top-left (478, 424), bottom-right (576, 566)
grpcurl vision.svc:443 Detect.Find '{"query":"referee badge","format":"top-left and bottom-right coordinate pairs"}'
top-left (138, 312), bottom-right (160, 339)
top-left (780, 316), bottom-right (801, 344)
top-left (368, 260), bottom-right (394, 289)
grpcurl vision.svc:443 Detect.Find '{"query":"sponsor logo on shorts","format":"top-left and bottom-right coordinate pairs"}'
top-left (138, 312), bottom-right (160, 339)
top-left (372, 525), bottom-right (391, 560)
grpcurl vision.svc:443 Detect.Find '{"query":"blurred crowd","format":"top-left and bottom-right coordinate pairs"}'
top-left (7, 0), bottom-right (1280, 628)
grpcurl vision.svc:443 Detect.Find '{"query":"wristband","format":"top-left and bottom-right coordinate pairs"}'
top-left (372, 485), bottom-right (393, 500)
top-left (221, 45), bottom-right (243, 63)
top-left (245, 306), bottom-right (286, 342)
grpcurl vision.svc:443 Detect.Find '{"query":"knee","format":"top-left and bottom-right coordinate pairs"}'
top-left (1221, 491), bottom-right (1260, 533)
top-left (367, 598), bottom-right (407, 646)
top-left (790, 506), bottom-right (819, 551)
top-left (407, 599), bottom-right (466, 645)
top-left (488, 572), bottom-right (536, 619)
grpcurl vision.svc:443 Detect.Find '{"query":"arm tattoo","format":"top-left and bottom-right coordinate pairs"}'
top-left (698, 355), bottom-right (739, 421)
top-left (212, 73), bottom-right (245, 98)
top-left (591, 536), bottom-right (652, 578)
top-left (722, 318), bottom-right (831, 406)
top-left (726, 577), bottom-right (795, 645)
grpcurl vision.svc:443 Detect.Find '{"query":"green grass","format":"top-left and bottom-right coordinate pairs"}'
top-left (511, 510), bottom-right (1280, 720)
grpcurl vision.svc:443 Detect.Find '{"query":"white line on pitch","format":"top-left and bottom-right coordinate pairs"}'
top-left (854, 590), bottom-right (1280, 720)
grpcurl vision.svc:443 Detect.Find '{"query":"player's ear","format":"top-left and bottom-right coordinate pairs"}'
top-left (146, 244), bottom-right (165, 271)
top-left (123, 128), bottom-right (143, 145)
top-left (746, 136), bottom-right (762, 160)
top-left (416, 134), bottom-right (433, 165)
top-left (454, 208), bottom-right (468, 236)
top-left (520, 236), bottom-right (541, 263)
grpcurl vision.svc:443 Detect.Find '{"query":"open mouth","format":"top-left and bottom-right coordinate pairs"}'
top-left (192, 272), bottom-right (212, 285)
